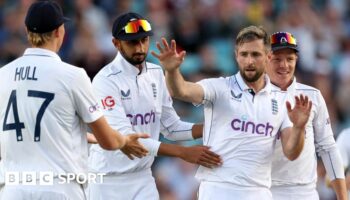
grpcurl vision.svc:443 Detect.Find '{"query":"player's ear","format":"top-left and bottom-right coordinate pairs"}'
top-left (112, 38), bottom-right (120, 49)
top-left (267, 51), bottom-right (272, 60)
top-left (53, 25), bottom-right (64, 38)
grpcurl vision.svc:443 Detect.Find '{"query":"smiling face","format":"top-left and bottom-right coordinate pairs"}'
top-left (267, 48), bottom-right (298, 90)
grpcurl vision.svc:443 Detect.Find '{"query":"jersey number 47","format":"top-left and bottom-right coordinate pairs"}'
top-left (3, 89), bottom-right (55, 142)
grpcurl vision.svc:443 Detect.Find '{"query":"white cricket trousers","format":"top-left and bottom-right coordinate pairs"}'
top-left (271, 184), bottom-right (319, 200)
top-left (87, 169), bottom-right (159, 200)
top-left (198, 181), bottom-right (273, 200)
top-left (0, 180), bottom-right (85, 200)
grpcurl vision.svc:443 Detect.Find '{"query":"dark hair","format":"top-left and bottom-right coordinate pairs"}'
top-left (235, 26), bottom-right (269, 50)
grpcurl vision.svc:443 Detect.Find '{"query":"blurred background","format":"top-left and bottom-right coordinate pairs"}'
top-left (0, 0), bottom-right (349, 199)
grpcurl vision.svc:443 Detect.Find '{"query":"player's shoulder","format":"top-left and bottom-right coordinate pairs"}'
top-left (295, 82), bottom-right (319, 93)
top-left (145, 62), bottom-right (163, 77)
top-left (199, 76), bottom-right (228, 85)
top-left (338, 128), bottom-right (350, 139)
top-left (337, 128), bottom-right (350, 148)
top-left (94, 61), bottom-right (118, 78)
top-left (0, 57), bottom-right (22, 72)
top-left (295, 82), bottom-right (324, 100)
top-left (146, 62), bottom-right (162, 70)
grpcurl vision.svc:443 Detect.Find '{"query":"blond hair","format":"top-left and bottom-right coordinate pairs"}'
top-left (236, 26), bottom-right (269, 50)
top-left (27, 30), bottom-right (54, 47)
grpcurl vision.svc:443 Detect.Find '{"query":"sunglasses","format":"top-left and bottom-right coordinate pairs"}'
top-left (270, 32), bottom-right (297, 46)
top-left (122, 19), bottom-right (152, 34)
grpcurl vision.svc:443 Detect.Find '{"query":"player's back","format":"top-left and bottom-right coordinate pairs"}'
top-left (0, 48), bottom-right (96, 175)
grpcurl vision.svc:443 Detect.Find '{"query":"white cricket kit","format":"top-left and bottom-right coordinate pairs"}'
top-left (337, 128), bottom-right (350, 170)
top-left (271, 79), bottom-right (344, 200)
top-left (336, 128), bottom-right (350, 199)
top-left (88, 53), bottom-right (194, 200)
top-left (195, 73), bottom-right (292, 200)
top-left (0, 48), bottom-right (103, 199)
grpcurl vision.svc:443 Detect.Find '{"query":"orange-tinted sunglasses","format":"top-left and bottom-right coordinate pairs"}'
top-left (123, 19), bottom-right (152, 34)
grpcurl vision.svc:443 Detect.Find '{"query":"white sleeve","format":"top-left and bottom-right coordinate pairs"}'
top-left (336, 130), bottom-right (350, 169)
top-left (159, 80), bottom-right (194, 141)
top-left (314, 92), bottom-right (345, 180)
top-left (196, 78), bottom-right (223, 105)
top-left (92, 75), bottom-right (160, 156)
top-left (72, 69), bottom-right (103, 123)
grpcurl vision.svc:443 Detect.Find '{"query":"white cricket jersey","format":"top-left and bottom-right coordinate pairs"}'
top-left (271, 78), bottom-right (338, 187)
top-left (337, 128), bottom-right (350, 169)
top-left (336, 130), bottom-right (350, 200)
top-left (0, 48), bottom-right (103, 177)
top-left (195, 72), bottom-right (292, 188)
top-left (88, 53), bottom-right (193, 174)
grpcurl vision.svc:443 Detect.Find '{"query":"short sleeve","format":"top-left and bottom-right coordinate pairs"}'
top-left (92, 74), bottom-right (133, 135)
top-left (72, 69), bottom-right (103, 123)
top-left (197, 77), bottom-right (224, 105)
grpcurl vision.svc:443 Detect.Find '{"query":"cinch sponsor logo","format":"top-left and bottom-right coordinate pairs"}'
top-left (126, 110), bottom-right (156, 125)
top-left (231, 118), bottom-right (273, 136)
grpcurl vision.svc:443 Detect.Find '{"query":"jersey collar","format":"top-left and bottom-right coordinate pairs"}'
top-left (113, 53), bottom-right (147, 76)
top-left (271, 77), bottom-right (297, 92)
top-left (23, 48), bottom-right (61, 61)
top-left (234, 72), bottom-right (272, 94)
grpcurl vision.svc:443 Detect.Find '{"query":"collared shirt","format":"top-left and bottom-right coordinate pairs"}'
top-left (0, 48), bottom-right (102, 177)
top-left (271, 78), bottom-right (339, 187)
top-left (88, 53), bottom-right (193, 174)
top-left (195, 72), bottom-right (292, 188)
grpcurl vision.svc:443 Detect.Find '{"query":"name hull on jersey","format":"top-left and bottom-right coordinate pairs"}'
top-left (14, 66), bottom-right (38, 81)
top-left (231, 118), bottom-right (273, 136)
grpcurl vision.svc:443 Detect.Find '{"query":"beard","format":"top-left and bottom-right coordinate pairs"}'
top-left (119, 47), bottom-right (147, 65)
top-left (240, 68), bottom-right (264, 82)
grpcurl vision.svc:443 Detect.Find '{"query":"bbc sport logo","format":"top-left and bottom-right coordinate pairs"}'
top-left (5, 172), bottom-right (106, 185)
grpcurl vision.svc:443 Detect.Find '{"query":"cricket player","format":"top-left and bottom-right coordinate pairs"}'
top-left (336, 128), bottom-right (350, 197)
top-left (267, 32), bottom-right (347, 200)
top-left (0, 2), bottom-right (148, 199)
top-left (88, 12), bottom-right (222, 200)
top-left (152, 26), bottom-right (312, 200)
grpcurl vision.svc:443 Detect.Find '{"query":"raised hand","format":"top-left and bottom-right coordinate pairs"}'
top-left (121, 133), bottom-right (149, 160)
top-left (180, 145), bottom-right (222, 168)
top-left (286, 94), bottom-right (312, 129)
top-left (151, 37), bottom-right (186, 72)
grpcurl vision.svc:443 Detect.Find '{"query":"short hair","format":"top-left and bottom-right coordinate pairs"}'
top-left (235, 26), bottom-right (269, 50)
top-left (27, 30), bottom-right (54, 47)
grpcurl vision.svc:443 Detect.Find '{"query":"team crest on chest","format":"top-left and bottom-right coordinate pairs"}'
top-left (121, 89), bottom-right (131, 100)
top-left (151, 83), bottom-right (157, 98)
top-left (230, 90), bottom-right (242, 102)
top-left (271, 99), bottom-right (278, 115)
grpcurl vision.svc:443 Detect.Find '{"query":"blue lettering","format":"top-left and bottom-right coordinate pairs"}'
top-left (14, 66), bottom-right (38, 82)
top-left (14, 67), bottom-right (22, 81)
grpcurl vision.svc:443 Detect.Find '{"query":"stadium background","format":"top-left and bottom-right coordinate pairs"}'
top-left (0, 0), bottom-right (349, 199)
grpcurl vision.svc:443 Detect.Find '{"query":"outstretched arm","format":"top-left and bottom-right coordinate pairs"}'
top-left (280, 94), bottom-right (312, 160)
top-left (88, 117), bottom-right (149, 158)
top-left (151, 38), bottom-right (204, 104)
top-left (158, 143), bottom-right (222, 168)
